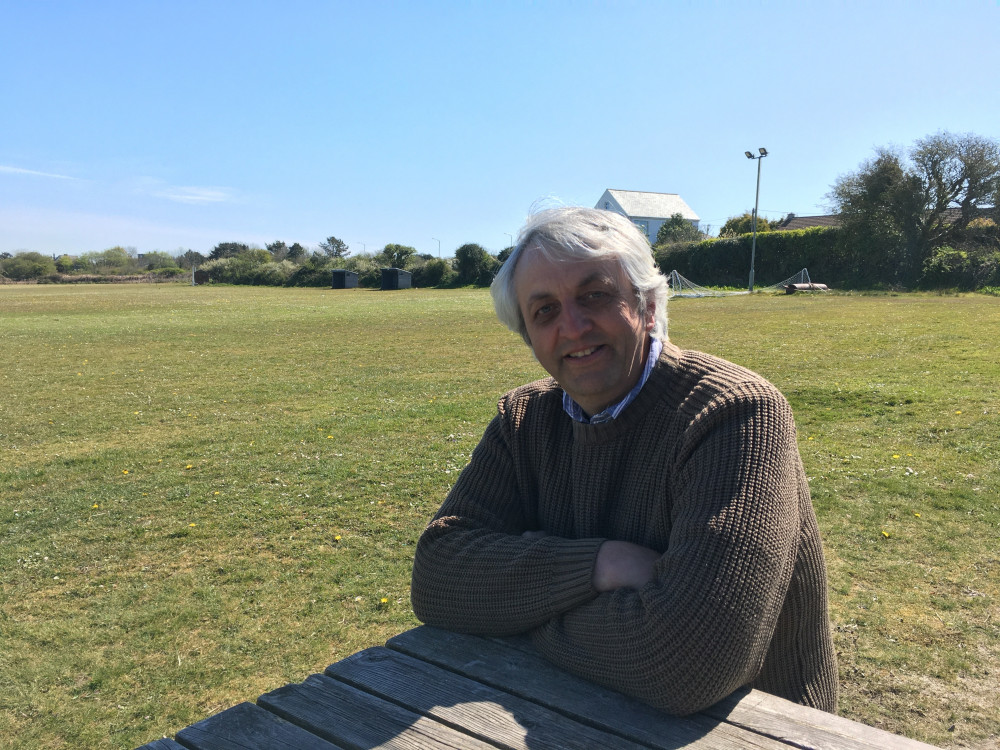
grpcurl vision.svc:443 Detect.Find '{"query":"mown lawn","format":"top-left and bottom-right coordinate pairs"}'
top-left (1, 284), bottom-right (997, 749)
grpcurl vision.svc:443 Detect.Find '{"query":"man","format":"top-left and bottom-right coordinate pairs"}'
top-left (410, 207), bottom-right (838, 716)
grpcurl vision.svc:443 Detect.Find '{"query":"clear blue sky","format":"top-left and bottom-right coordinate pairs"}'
top-left (3, 0), bottom-right (998, 258)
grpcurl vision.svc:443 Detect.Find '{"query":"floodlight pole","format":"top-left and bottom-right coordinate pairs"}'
top-left (745, 147), bottom-right (768, 292)
top-left (432, 238), bottom-right (441, 257)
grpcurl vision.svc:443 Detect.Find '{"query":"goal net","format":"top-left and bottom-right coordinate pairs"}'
top-left (667, 269), bottom-right (819, 297)
top-left (667, 270), bottom-right (749, 298)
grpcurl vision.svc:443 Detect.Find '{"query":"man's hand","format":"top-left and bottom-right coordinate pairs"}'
top-left (593, 540), bottom-right (660, 592)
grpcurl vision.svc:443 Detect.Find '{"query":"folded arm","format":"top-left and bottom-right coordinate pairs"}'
top-left (411, 413), bottom-right (606, 635)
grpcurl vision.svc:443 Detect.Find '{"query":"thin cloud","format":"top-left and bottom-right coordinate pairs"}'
top-left (0, 164), bottom-right (79, 180)
top-left (150, 184), bottom-right (235, 204)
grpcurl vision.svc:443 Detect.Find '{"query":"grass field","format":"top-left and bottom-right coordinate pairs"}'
top-left (1, 284), bottom-right (997, 749)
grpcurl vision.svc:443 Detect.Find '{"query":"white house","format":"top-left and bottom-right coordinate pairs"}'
top-left (596, 189), bottom-right (700, 243)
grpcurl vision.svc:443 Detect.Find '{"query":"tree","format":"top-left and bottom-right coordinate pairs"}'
top-left (176, 249), bottom-right (207, 269)
top-left (286, 242), bottom-right (307, 263)
top-left (319, 235), bottom-right (350, 259)
top-left (377, 243), bottom-right (416, 269)
top-left (141, 251), bottom-right (178, 270)
top-left (76, 246), bottom-right (136, 273)
top-left (454, 243), bottom-right (499, 286)
top-left (210, 242), bottom-right (250, 260)
top-left (829, 131), bottom-right (1000, 286)
top-left (55, 254), bottom-right (75, 273)
top-left (266, 241), bottom-right (289, 261)
top-left (910, 131), bottom-right (1000, 244)
top-left (828, 148), bottom-right (922, 283)
top-left (719, 212), bottom-right (773, 237)
top-left (655, 213), bottom-right (703, 244)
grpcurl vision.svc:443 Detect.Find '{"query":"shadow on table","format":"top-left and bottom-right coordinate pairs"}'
top-left (246, 644), bottom-right (729, 750)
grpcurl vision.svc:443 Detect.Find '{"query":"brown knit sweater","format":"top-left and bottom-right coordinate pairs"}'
top-left (411, 342), bottom-right (838, 715)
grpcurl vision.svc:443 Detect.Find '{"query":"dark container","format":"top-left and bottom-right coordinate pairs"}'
top-left (331, 269), bottom-right (359, 289)
top-left (381, 268), bottom-right (412, 290)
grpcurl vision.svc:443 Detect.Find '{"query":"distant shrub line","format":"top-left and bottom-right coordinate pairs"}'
top-left (0, 243), bottom-right (504, 289)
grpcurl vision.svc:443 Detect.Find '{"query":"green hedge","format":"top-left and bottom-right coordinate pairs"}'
top-left (655, 227), bottom-right (848, 288)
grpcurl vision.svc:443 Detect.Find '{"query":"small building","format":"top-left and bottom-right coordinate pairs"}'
top-left (596, 189), bottom-right (700, 243)
top-left (331, 269), bottom-right (358, 289)
top-left (381, 267), bottom-right (412, 290)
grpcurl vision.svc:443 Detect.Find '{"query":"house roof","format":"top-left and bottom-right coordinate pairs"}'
top-left (601, 189), bottom-right (700, 221)
top-left (773, 206), bottom-right (994, 232)
top-left (774, 214), bottom-right (842, 231)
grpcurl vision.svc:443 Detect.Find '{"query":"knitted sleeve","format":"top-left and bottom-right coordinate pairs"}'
top-left (529, 380), bottom-right (802, 715)
top-left (410, 401), bottom-right (605, 636)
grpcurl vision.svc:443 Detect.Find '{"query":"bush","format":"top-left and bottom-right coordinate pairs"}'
top-left (410, 257), bottom-right (456, 287)
top-left (76, 246), bottom-right (138, 275)
top-left (343, 254), bottom-right (383, 287)
top-left (1, 252), bottom-right (57, 280)
top-left (454, 243), bottom-right (499, 286)
top-left (199, 257), bottom-right (234, 283)
top-left (252, 260), bottom-right (297, 286)
top-left (142, 251), bottom-right (180, 271)
top-left (285, 255), bottom-right (335, 287)
top-left (920, 246), bottom-right (1000, 290)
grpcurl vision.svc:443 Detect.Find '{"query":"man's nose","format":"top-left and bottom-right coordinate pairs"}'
top-left (559, 302), bottom-right (593, 338)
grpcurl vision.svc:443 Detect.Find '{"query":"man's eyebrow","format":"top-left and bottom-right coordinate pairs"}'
top-left (577, 271), bottom-right (617, 288)
top-left (523, 270), bottom-right (619, 306)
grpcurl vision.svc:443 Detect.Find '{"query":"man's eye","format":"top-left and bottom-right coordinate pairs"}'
top-left (535, 304), bottom-right (554, 318)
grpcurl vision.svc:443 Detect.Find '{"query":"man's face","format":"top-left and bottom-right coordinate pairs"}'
top-left (514, 250), bottom-right (654, 417)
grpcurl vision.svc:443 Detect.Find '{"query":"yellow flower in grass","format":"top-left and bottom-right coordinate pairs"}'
top-left (122, 469), bottom-right (129, 475)
top-left (92, 503), bottom-right (99, 509)
top-left (380, 597), bottom-right (389, 605)
top-left (184, 464), bottom-right (193, 470)
top-left (882, 530), bottom-right (890, 538)
top-left (334, 535), bottom-right (342, 542)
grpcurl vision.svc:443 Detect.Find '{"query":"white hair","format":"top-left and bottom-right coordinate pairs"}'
top-left (491, 207), bottom-right (669, 345)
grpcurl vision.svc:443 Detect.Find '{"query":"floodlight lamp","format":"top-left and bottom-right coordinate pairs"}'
top-left (759, 147), bottom-right (768, 156)
top-left (745, 151), bottom-right (754, 159)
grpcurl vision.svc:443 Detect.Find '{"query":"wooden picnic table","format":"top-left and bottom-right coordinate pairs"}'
top-left (137, 625), bottom-right (939, 750)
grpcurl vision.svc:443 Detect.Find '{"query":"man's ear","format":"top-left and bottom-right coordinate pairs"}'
top-left (643, 300), bottom-right (656, 333)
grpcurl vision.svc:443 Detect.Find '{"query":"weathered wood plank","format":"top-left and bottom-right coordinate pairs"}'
top-left (174, 701), bottom-right (343, 750)
top-left (325, 646), bottom-right (651, 750)
top-left (386, 627), bottom-right (788, 750)
top-left (390, 627), bottom-right (942, 750)
top-left (259, 672), bottom-right (497, 749)
top-left (706, 689), bottom-right (942, 750)
top-left (134, 740), bottom-right (186, 750)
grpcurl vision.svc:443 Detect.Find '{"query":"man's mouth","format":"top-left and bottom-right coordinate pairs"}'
top-left (566, 346), bottom-right (600, 359)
